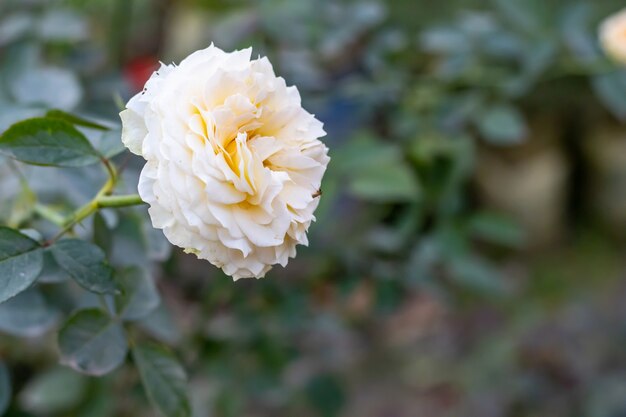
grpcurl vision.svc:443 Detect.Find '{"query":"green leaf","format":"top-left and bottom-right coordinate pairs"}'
top-left (58, 308), bottom-right (128, 376)
top-left (505, 40), bottom-right (557, 97)
top-left (93, 213), bottom-right (112, 257)
top-left (46, 109), bottom-right (110, 131)
top-left (137, 304), bottom-right (182, 345)
top-left (559, 3), bottom-right (598, 61)
top-left (73, 386), bottom-right (113, 417)
top-left (51, 239), bottom-right (116, 294)
top-left (110, 214), bottom-right (149, 267)
top-left (91, 129), bottom-right (126, 159)
top-left (476, 104), bottom-right (526, 145)
top-left (349, 163), bottom-right (420, 202)
top-left (468, 212), bottom-right (525, 248)
top-left (115, 267), bottom-right (160, 321)
top-left (0, 227), bottom-right (44, 303)
top-left (37, 250), bottom-right (69, 284)
top-left (133, 344), bottom-right (190, 417)
top-left (449, 256), bottom-right (509, 295)
top-left (19, 367), bottom-right (86, 414)
top-left (0, 361), bottom-right (10, 415)
top-left (0, 117), bottom-right (101, 167)
top-left (341, 136), bottom-right (420, 202)
top-left (0, 289), bottom-right (59, 337)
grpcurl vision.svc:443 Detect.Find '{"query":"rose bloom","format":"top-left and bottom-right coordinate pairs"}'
top-left (120, 45), bottom-right (329, 280)
top-left (600, 8), bottom-right (626, 64)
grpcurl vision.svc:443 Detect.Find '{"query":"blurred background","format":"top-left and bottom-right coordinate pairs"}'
top-left (3, 0), bottom-right (626, 416)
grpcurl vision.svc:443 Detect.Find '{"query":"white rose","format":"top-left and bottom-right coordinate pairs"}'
top-left (120, 45), bottom-right (329, 280)
top-left (600, 8), bottom-right (626, 65)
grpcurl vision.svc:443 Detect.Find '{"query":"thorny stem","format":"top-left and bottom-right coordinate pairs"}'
top-left (44, 157), bottom-right (144, 245)
top-left (101, 157), bottom-right (117, 187)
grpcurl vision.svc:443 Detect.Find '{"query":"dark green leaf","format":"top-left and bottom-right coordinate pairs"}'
top-left (111, 215), bottom-right (149, 267)
top-left (37, 250), bottom-right (69, 284)
top-left (137, 304), bottom-right (182, 345)
top-left (58, 308), bottom-right (127, 376)
top-left (19, 367), bottom-right (86, 413)
top-left (46, 109), bottom-right (110, 131)
top-left (0, 289), bottom-right (59, 337)
top-left (0, 227), bottom-right (43, 303)
top-left (93, 213), bottom-right (112, 257)
top-left (51, 239), bottom-right (116, 294)
top-left (73, 386), bottom-right (113, 417)
top-left (0, 117), bottom-right (101, 167)
top-left (133, 344), bottom-right (190, 417)
top-left (0, 361), bottom-right (10, 415)
top-left (115, 267), bottom-right (160, 321)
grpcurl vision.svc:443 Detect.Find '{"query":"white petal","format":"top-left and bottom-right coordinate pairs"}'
top-left (119, 108), bottom-right (147, 155)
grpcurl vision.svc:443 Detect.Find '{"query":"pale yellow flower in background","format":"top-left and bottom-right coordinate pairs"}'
top-left (120, 45), bottom-right (329, 280)
top-left (600, 8), bottom-right (626, 65)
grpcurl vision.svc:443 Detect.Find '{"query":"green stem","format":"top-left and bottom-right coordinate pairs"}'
top-left (34, 204), bottom-right (66, 227)
top-left (49, 201), bottom-right (98, 243)
top-left (97, 194), bottom-right (144, 208)
top-left (46, 193), bottom-right (145, 245)
top-left (45, 153), bottom-right (141, 244)
top-left (101, 157), bottom-right (117, 188)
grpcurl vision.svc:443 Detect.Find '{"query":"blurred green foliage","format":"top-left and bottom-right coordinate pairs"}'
top-left (2, 0), bottom-right (626, 416)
